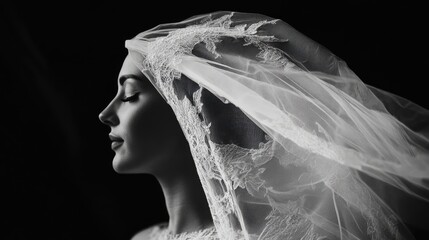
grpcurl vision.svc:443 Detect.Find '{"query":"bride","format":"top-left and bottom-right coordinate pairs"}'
top-left (100, 11), bottom-right (429, 239)
top-left (99, 54), bottom-right (216, 239)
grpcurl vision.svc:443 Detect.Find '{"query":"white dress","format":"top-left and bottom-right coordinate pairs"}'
top-left (133, 223), bottom-right (219, 240)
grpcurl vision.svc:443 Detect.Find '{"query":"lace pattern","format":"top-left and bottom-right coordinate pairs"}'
top-left (142, 13), bottom-right (284, 88)
top-left (148, 224), bottom-right (218, 240)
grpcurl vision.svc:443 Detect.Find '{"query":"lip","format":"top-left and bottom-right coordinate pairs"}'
top-left (109, 133), bottom-right (123, 142)
top-left (109, 133), bottom-right (124, 150)
top-left (111, 141), bottom-right (123, 150)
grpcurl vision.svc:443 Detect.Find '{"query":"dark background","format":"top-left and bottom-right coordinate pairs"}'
top-left (1, 2), bottom-right (428, 240)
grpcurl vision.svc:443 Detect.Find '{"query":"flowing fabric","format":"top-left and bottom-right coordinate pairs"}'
top-left (125, 12), bottom-right (429, 239)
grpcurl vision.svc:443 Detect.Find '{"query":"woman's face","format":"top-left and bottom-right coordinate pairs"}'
top-left (99, 55), bottom-right (187, 174)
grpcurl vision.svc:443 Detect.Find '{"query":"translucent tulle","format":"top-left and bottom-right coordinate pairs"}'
top-left (125, 12), bottom-right (429, 239)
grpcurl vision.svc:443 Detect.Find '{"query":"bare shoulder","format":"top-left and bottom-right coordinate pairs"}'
top-left (131, 222), bottom-right (168, 240)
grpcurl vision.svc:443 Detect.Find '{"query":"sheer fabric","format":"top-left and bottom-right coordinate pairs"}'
top-left (125, 12), bottom-right (429, 239)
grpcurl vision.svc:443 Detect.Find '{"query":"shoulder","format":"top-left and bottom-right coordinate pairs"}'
top-left (131, 222), bottom-right (168, 240)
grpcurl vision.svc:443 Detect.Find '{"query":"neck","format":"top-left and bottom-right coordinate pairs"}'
top-left (155, 161), bottom-right (214, 235)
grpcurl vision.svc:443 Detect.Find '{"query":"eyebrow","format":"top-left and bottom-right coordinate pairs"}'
top-left (119, 74), bottom-right (146, 86)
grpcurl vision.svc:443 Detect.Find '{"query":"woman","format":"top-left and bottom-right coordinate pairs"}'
top-left (100, 11), bottom-right (429, 239)
top-left (99, 55), bottom-right (216, 238)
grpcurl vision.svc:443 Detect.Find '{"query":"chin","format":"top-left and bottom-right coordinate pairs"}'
top-left (112, 156), bottom-right (136, 174)
top-left (112, 155), bottom-right (149, 174)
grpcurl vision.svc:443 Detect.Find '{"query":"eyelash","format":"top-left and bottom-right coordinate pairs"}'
top-left (120, 93), bottom-right (139, 102)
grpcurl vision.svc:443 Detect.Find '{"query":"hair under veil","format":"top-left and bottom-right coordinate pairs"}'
top-left (125, 11), bottom-right (429, 240)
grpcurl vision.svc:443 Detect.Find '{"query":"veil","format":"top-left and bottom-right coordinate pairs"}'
top-left (125, 12), bottom-right (429, 239)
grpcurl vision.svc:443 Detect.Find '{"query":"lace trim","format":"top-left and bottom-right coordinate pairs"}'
top-left (149, 225), bottom-right (218, 240)
top-left (143, 12), bottom-right (285, 86)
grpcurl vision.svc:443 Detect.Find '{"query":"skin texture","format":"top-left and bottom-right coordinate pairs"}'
top-left (99, 55), bottom-right (213, 236)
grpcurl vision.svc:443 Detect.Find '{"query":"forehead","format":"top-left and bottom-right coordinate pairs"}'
top-left (118, 55), bottom-right (144, 81)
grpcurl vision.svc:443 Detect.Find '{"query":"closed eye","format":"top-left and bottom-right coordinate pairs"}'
top-left (120, 93), bottom-right (140, 102)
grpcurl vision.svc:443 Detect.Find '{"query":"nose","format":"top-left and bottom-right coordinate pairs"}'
top-left (99, 101), bottom-right (119, 126)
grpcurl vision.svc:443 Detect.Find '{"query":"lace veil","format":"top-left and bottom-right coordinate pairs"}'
top-left (125, 12), bottom-right (429, 239)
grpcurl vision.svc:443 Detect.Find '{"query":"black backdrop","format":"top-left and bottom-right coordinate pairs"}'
top-left (1, 2), bottom-right (428, 240)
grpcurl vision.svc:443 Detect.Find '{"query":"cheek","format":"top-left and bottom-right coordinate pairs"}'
top-left (124, 96), bottom-right (158, 152)
top-left (116, 94), bottom-right (172, 171)
top-left (127, 94), bottom-right (165, 138)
